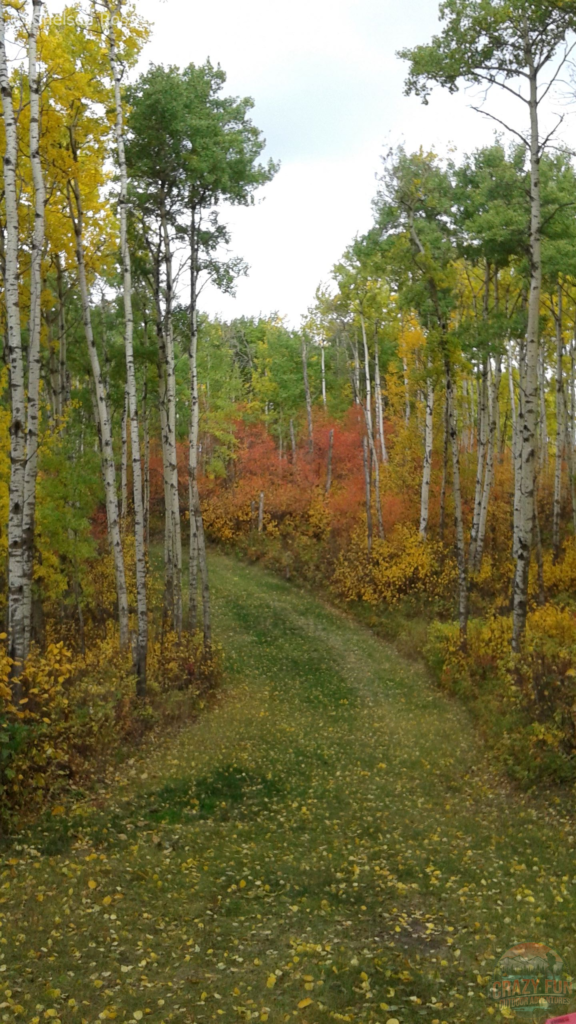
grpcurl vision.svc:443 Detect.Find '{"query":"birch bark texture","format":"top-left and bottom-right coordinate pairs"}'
top-left (67, 168), bottom-right (129, 649)
top-left (21, 0), bottom-right (46, 656)
top-left (106, 3), bottom-right (148, 692)
top-left (1, 2), bottom-right (28, 676)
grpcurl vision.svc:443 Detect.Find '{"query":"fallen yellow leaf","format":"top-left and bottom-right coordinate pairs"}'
top-left (298, 999), bottom-right (313, 1009)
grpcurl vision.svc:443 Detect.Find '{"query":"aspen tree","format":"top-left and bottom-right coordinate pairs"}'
top-left (401, 0), bottom-right (576, 648)
top-left (104, 0), bottom-right (148, 692)
top-left (0, 0), bottom-right (27, 677)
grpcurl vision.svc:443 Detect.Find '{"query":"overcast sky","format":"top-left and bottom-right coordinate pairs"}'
top-left (115, 1), bottom-right (571, 324)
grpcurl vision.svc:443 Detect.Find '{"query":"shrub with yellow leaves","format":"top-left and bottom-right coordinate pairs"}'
top-left (0, 619), bottom-right (222, 816)
top-left (427, 604), bottom-right (576, 784)
top-left (332, 525), bottom-right (457, 607)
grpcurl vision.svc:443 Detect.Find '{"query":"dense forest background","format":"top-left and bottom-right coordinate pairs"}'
top-left (2, 0), bottom-right (576, 813)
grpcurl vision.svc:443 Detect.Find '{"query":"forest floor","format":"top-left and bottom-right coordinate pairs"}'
top-left (2, 553), bottom-right (576, 1024)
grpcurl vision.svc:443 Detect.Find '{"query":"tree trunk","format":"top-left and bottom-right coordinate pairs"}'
top-left (143, 380), bottom-right (150, 550)
top-left (120, 386), bottom-right (128, 521)
top-left (538, 347), bottom-right (549, 470)
top-left (108, 7), bottom-right (148, 691)
top-left (0, 1), bottom-right (27, 681)
top-left (321, 345), bottom-right (327, 410)
top-left (361, 315), bottom-right (384, 538)
top-left (446, 358), bottom-right (468, 643)
top-left (302, 338), bottom-right (313, 453)
top-left (439, 389), bottom-right (449, 542)
top-left (512, 66), bottom-right (541, 652)
top-left (374, 340), bottom-right (387, 462)
top-left (258, 491), bottom-right (265, 533)
top-left (475, 357), bottom-right (502, 571)
top-left (161, 204), bottom-right (183, 633)
top-left (22, 0), bottom-right (45, 655)
top-left (419, 374), bottom-right (434, 539)
top-left (68, 176), bottom-right (129, 650)
top-left (325, 428), bottom-right (334, 495)
top-left (189, 210), bottom-right (211, 646)
top-left (290, 418), bottom-right (297, 464)
top-left (468, 358), bottom-right (488, 566)
top-left (56, 256), bottom-right (68, 421)
top-left (553, 287), bottom-right (564, 561)
top-left (362, 436), bottom-right (373, 553)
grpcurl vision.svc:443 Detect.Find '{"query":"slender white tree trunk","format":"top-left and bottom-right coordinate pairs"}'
top-left (258, 491), bottom-right (265, 533)
top-left (290, 418), bottom-right (297, 465)
top-left (362, 436), bottom-right (373, 553)
top-left (374, 341), bottom-right (387, 463)
top-left (538, 347), bottom-right (549, 470)
top-left (553, 288), bottom-right (564, 561)
top-left (120, 387), bottom-right (128, 520)
top-left (22, 0), bottom-right (45, 656)
top-left (1, 1), bottom-right (26, 680)
top-left (68, 177), bottom-right (129, 649)
top-left (143, 380), bottom-right (150, 549)
top-left (446, 359), bottom-right (468, 642)
top-left (189, 213), bottom-right (211, 645)
top-left (108, 7), bottom-right (148, 691)
top-left (469, 359), bottom-right (488, 566)
top-left (161, 207), bottom-right (182, 632)
top-left (512, 67), bottom-right (541, 651)
top-left (302, 338), bottom-right (313, 452)
top-left (475, 357), bottom-right (502, 570)
top-left (56, 256), bottom-right (68, 421)
top-left (321, 345), bottom-right (327, 410)
top-left (419, 374), bottom-right (434, 539)
top-left (361, 315), bottom-right (384, 538)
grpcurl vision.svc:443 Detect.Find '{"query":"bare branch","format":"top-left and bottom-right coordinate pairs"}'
top-left (469, 106), bottom-right (530, 146)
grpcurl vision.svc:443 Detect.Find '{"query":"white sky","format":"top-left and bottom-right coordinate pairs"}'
top-left (55, 0), bottom-right (576, 324)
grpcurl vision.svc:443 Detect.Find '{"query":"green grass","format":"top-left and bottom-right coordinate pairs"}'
top-left (1, 551), bottom-right (576, 1024)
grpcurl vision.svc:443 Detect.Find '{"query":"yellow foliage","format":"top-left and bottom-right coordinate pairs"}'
top-left (332, 525), bottom-right (457, 606)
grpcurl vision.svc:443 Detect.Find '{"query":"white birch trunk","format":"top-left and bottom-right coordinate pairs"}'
top-left (290, 418), bottom-right (297, 465)
top-left (302, 338), bottom-right (313, 452)
top-left (108, 7), bottom-right (148, 691)
top-left (189, 213), bottom-right (211, 645)
top-left (258, 491), bottom-right (265, 533)
top-left (468, 359), bottom-right (488, 566)
top-left (161, 207), bottom-right (182, 633)
top-left (419, 375), bottom-right (434, 539)
top-left (446, 359), bottom-right (468, 641)
top-left (553, 290), bottom-right (564, 560)
top-left (68, 176), bottom-right (129, 649)
top-left (538, 347), bottom-right (549, 470)
top-left (512, 66), bottom-right (541, 651)
top-left (362, 436), bottom-right (373, 553)
top-left (22, 0), bottom-right (45, 656)
top-left (374, 341), bottom-right (387, 463)
top-left (120, 387), bottom-right (128, 520)
top-left (321, 345), bottom-right (327, 410)
top-left (143, 380), bottom-right (150, 549)
top-left (475, 357), bottom-right (502, 571)
top-left (1, 3), bottom-right (27, 679)
top-left (361, 315), bottom-right (384, 539)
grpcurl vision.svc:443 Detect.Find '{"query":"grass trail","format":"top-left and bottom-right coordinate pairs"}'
top-left (2, 552), bottom-right (576, 1024)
